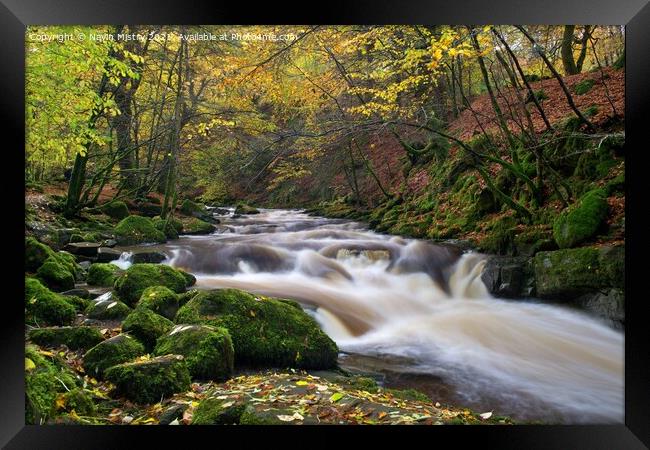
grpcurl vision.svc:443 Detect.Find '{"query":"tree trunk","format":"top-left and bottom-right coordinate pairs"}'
top-left (561, 25), bottom-right (579, 75)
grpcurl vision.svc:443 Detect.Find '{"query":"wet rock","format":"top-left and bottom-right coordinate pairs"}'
top-left (61, 288), bottom-right (90, 299)
top-left (481, 256), bottom-right (535, 298)
top-left (78, 260), bottom-right (92, 270)
top-left (102, 239), bottom-right (118, 248)
top-left (131, 250), bottom-right (168, 264)
top-left (575, 288), bottom-right (624, 329)
top-left (64, 242), bottom-right (101, 257)
top-left (85, 298), bottom-right (132, 321)
top-left (96, 247), bottom-right (122, 262)
top-left (159, 403), bottom-right (188, 425)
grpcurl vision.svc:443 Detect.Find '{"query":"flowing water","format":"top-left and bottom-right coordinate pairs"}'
top-left (116, 208), bottom-right (624, 423)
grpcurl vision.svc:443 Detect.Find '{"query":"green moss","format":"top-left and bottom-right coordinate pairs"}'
top-left (114, 215), bottom-right (167, 245)
top-left (25, 237), bottom-right (56, 272)
top-left (175, 289), bottom-right (338, 369)
top-left (234, 203), bottom-right (260, 215)
top-left (82, 334), bottom-right (146, 378)
top-left (122, 308), bottom-right (174, 351)
top-left (87, 263), bottom-right (121, 286)
top-left (104, 354), bottom-right (191, 404)
top-left (574, 78), bottom-right (595, 95)
top-left (137, 286), bottom-right (181, 320)
top-left (85, 298), bottom-right (132, 321)
top-left (179, 199), bottom-right (205, 216)
top-left (25, 345), bottom-right (80, 424)
top-left (36, 256), bottom-right (76, 291)
top-left (152, 216), bottom-right (182, 240)
top-left (62, 294), bottom-right (91, 312)
top-left (534, 246), bottom-right (623, 298)
top-left (154, 324), bottom-right (234, 381)
top-left (533, 89), bottom-right (548, 101)
top-left (29, 326), bottom-right (104, 351)
top-left (181, 217), bottom-right (215, 235)
top-left (25, 277), bottom-right (76, 326)
top-left (178, 270), bottom-right (197, 288)
top-left (553, 188), bottom-right (608, 248)
top-left (386, 388), bottom-right (431, 402)
top-left (101, 201), bottom-right (130, 220)
top-left (479, 216), bottom-right (517, 255)
top-left (114, 264), bottom-right (189, 306)
top-left (191, 398), bottom-right (245, 425)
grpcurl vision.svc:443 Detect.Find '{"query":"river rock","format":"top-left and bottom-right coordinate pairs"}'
top-left (575, 288), bottom-right (625, 329)
top-left (64, 242), bottom-right (101, 257)
top-left (29, 326), bottom-right (104, 351)
top-left (481, 256), bottom-right (535, 298)
top-left (96, 247), bottom-right (122, 262)
top-left (61, 288), bottom-right (90, 299)
top-left (131, 250), bottom-right (168, 264)
top-left (83, 334), bottom-right (146, 378)
top-left (104, 354), bottom-right (191, 404)
top-left (154, 324), bottom-right (234, 381)
top-left (102, 239), bottom-right (118, 248)
top-left (175, 288), bottom-right (338, 369)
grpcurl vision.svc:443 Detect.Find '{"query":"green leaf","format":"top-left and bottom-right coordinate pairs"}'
top-left (329, 392), bottom-right (344, 402)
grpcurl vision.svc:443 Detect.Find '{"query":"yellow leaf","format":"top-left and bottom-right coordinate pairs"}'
top-left (378, 411), bottom-right (387, 419)
top-left (25, 358), bottom-right (36, 372)
top-left (55, 394), bottom-right (66, 410)
top-left (295, 380), bottom-right (308, 386)
top-left (329, 392), bottom-right (344, 402)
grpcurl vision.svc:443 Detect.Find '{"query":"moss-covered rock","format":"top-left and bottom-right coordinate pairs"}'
top-left (181, 217), bottom-right (216, 235)
top-left (114, 264), bottom-right (189, 306)
top-left (137, 286), bottom-right (181, 320)
top-left (534, 245), bottom-right (624, 299)
top-left (60, 388), bottom-right (97, 416)
top-left (574, 78), bottom-right (595, 95)
top-left (36, 256), bottom-right (76, 291)
top-left (83, 334), bottom-right (146, 378)
top-left (191, 397), bottom-right (246, 425)
top-left (179, 199), bottom-right (205, 216)
top-left (114, 215), bottom-right (167, 245)
top-left (122, 308), bottom-right (174, 351)
top-left (101, 201), bottom-right (130, 220)
top-left (104, 354), bottom-right (191, 404)
top-left (85, 297), bottom-right (132, 321)
top-left (25, 277), bottom-right (76, 326)
top-left (25, 345), bottom-right (80, 424)
top-left (29, 326), bottom-right (104, 351)
top-left (87, 263), bottom-right (122, 286)
top-left (178, 270), bottom-right (197, 288)
top-left (553, 188), bottom-right (608, 249)
top-left (25, 237), bottom-right (55, 272)
top-left (175, 289), bottom-right (338, 369)
top-left (152, 216), bottom-right (181, 240)
top-left (154, 324), bottom-right (234, 381)
top-left (234, 203), bottom-right (260, 215)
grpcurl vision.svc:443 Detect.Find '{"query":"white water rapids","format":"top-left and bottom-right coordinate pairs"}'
top-left (118, 208), bottom-right (624, 423)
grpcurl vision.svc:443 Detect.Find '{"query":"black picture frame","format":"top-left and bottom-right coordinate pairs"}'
top-left (3, 0), bottom-right (649, 448)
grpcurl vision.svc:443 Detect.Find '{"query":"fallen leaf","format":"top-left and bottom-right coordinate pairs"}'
top-left (277, 415), bottom-right (296, 422)
top-left (295, 380), bottom-right (309, 386)
top-left (25, 358), bottom-right (36, 372)
top-left (169, 418), bottom-right (180, 425)
top-left (378, 411), bottom-right (387, 419)
top-left (479, 411), bottom-right (493, 420)
top-left (329, 392), bottom-right (344, 402)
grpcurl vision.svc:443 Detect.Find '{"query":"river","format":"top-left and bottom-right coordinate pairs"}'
top-left (115, 208), bottom-right (624, 424)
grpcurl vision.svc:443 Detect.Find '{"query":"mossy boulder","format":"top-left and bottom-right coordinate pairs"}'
top-left (60, 388), bottom-right (97, 416)
top-left (85, 298), bottom-right (132, 321)
top-left (25, 237), bottom-right (56, 272)
top-left (154, 324), bottom-right (234, 381)
top-left (137, 286), bottom-right (181, 320)
top-left (114, 215), bottom-right (167, 245)
top-left (36, 256), bottom-right (75, 291)
top-left (114, 264), bottom-right (189, 306)
top-left (122, 308), bottom-right (174, 351)
top-left (175, 289), bottom-right (338, 369)
top-left (534, 245), bottom-right (624, 299)
top-left (179, 199), bottom-right (205, 216)
top-left (101, 201), bottom-right (130, 220)
top-left (191, 397), bottom-right (246, 425)
top-left (553, 188), bottom-right (608, 249)
top-left (234, 203), bottom-right (260, 215)
top-left (87, 263), bottom-right (122, 286)
top-left (181, 217), bottom-right (216, 235)
top-left (29, 326), bottom-right (104, 351)
top-left (152, 216), bottom-right (181, 240)
top-left (104, 354), bottom-right (191, 404)
top-left (82, 334), bottom-right (146, 378)
top-left (25, 277), bottom-right (76, 326)
top-left (25, 345), bottom-right (80, 425)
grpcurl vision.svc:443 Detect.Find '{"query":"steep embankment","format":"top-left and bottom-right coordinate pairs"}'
top-left (312, 67), bottom-right (625, 328)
